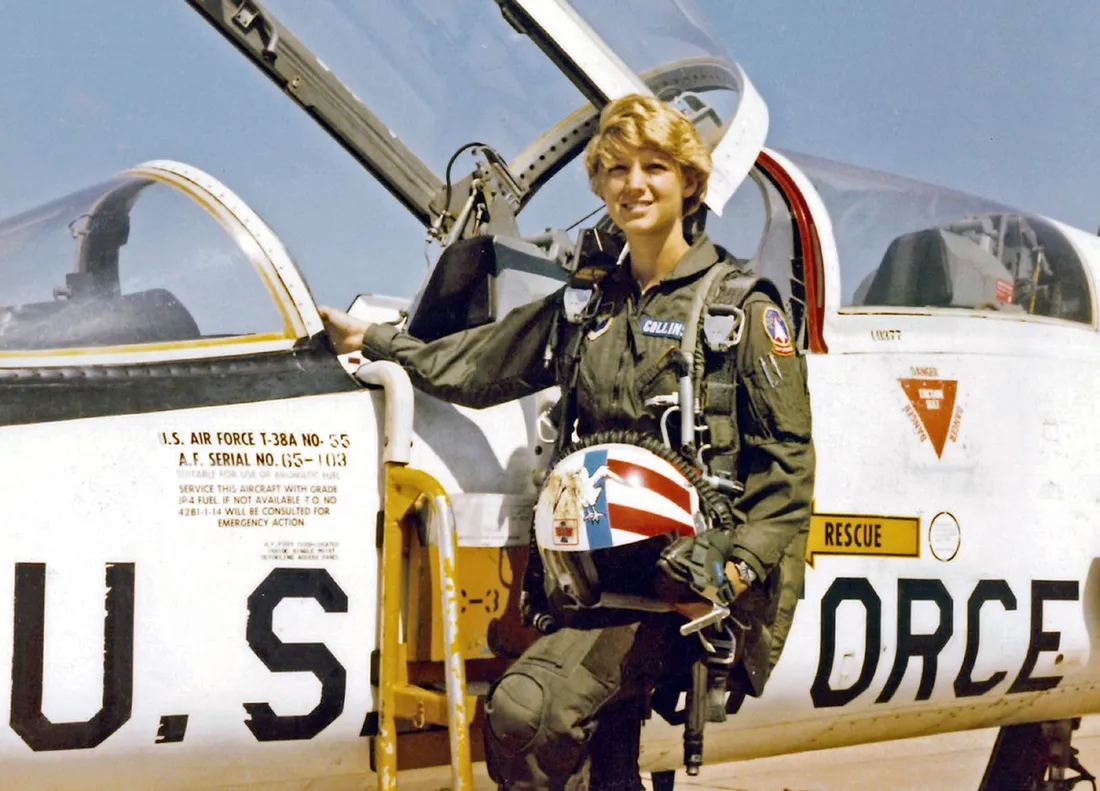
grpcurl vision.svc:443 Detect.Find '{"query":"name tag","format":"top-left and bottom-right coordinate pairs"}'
top-left (639, 315), bottom-right (684, 339)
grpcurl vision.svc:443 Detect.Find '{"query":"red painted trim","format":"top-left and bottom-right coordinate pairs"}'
top-left (757, 151), bottom-right (828, 354)
top-left (607, 458), bottom-right (693, 513)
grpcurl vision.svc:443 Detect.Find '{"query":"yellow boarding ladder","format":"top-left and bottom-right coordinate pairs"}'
top-left (358, 361), bottom-right (476, 790)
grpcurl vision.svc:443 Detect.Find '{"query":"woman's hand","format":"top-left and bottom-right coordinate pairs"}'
top-left (318, 305), bottom-right (371, 354)
top-left (671, 565), bottom-right (747, 622)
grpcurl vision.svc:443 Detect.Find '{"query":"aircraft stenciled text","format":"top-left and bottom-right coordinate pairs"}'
top-left (261, 540), bottom-right (340, 562)
top-left (4, 565), bottom-right (1087, 754)
top-left (165, 428), bottom-right (350, 530)
top-left (825, 522), bottom-right (882, 547)
top-left (7, 564), bottom-right (351, 751)
top-left (899, 368), bottom-right (961, 459)
top-left (806, 513), bottom-right (920, 566)
top-left (812, 577), bottom-right (1080, 709)
top-left (177, 481), bottom-right (340, 530)
top-left (244, 569), bottom-right (348, 741)
top-left (160, 430), bottom-right (351, 469)
top-left (10, 564), bottom-right (134, 752)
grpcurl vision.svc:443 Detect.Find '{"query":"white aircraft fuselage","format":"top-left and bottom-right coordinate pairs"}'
top-left (2, 2), bottom-right (1098, 789)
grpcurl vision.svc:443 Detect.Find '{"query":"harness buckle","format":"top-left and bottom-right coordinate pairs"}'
top-left (702, 304), bottom-right (745, 352)
top-left (562, 286), bottom-right (596, 324)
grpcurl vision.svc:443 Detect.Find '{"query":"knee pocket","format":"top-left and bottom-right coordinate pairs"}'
top-left (486, 663), bottom-right (613, 759)
top-left (486, 671), bottom-right (547, 755)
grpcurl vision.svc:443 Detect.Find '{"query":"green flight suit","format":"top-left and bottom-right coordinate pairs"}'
top-left (361, 234), bottom-right (815, 790)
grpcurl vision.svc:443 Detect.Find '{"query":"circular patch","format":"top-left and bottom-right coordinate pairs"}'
top-left (761, 306), bottom-right (794, 356)
top-left (928, 511), bottom-right (961, 562)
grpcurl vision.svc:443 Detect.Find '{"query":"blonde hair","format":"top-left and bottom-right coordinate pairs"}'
top-left (584, 94), bottom-right (712, 217)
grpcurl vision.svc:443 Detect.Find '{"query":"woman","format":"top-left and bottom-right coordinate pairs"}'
top-left (322, 94), bottom-right (814, 790)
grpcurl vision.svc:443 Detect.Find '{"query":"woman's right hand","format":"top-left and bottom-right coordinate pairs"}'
top-left (318, 305), bottom-right (371, 355)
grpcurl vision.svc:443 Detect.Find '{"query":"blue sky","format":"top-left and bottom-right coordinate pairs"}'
top-left (1, 1), bottom-right (1097, 308)
top-left (704, 0), bottom-right (1100, 231)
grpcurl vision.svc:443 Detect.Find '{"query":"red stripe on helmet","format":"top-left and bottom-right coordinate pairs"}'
top-left (607, 504), bottom-right (695, 538)
top-left (607, 458), bottom-right (692, 513)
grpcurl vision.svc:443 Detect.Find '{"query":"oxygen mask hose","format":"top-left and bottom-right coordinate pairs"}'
top-left (673, 350), bottom-right (694, 454)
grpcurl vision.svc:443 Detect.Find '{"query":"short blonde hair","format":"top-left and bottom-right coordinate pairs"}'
top-left (584, 94), bottom-right (711, 217)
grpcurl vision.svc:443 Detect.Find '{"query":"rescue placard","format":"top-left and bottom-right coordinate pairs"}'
top-left (807, 512), bottom-right (920, 566)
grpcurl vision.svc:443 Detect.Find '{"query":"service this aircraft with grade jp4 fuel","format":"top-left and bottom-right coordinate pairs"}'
top-left (3, 1), bottom-right (1100, 790)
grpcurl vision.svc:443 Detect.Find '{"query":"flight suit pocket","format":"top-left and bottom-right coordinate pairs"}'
top-left (635, 346), bottom-right (681, 405)
top-left (742, 356), bottom-right (812, 442)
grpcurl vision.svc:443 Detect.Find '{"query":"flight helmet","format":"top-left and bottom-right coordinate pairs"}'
top-left (533, 430), bottom-right (713, 608)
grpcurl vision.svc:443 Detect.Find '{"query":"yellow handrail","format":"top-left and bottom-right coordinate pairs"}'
top-left (375, 463), bottom-right (474, 791)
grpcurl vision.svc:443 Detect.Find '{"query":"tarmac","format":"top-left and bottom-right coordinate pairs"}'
top-left (636, 716), bottom-right (1100, 790)
top-left (457, 716), bottom-right (1100, 790)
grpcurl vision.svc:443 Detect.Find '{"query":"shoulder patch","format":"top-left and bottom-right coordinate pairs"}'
top-left (761, 306), bottom-right (795, 356)
top-left (587, 315), bottom-right (614, 341)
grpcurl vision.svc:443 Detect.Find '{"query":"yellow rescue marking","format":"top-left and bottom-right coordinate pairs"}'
top-left (807, 512), bottom-right (920, 567)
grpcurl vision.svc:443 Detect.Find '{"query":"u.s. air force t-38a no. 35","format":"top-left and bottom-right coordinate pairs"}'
top-left (3, 2), bottom-right (1100, 789)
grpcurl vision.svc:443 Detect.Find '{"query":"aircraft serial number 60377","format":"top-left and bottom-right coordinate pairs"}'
top-left (3, 2), bottom-right (1100, 790)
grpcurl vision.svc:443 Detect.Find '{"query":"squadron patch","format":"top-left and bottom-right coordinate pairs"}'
top-left (639, 315), bottom-right (684, 340)
top-left (587, 315), bottom-right (613, 341)
top-left (762, 306), bottom-right (794, 356)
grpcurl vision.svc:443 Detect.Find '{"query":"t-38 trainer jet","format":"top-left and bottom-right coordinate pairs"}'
top-left (3, 2), bottom-right (1099, 789)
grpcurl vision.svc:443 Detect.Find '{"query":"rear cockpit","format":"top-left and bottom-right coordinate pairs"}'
top-left (789, 153), bottom-right (1093, 326)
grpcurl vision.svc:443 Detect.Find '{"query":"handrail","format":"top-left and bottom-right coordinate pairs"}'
top-left (355, 361), bottom-right (414, 465)
top-left (416, 491), bottom-right (472, 789)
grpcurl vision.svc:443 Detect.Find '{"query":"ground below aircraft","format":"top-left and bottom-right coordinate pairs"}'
top-left (2, 2), bottom-right (1099, 790)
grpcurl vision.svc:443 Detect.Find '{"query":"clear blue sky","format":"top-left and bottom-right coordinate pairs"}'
top-left (1, 0), bottom-right (1097, 308)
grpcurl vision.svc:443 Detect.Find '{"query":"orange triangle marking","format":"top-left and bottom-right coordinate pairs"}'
top-left (899, 378), bottom-right (957, 459)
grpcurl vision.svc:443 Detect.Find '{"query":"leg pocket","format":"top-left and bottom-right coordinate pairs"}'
top-left (485, 624), bottom-right (643, 782)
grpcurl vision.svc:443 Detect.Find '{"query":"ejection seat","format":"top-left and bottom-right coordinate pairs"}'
top-left (0, 288), bottom-right (200, 350)
top-left (861, 227), bottom-right (1020, 310)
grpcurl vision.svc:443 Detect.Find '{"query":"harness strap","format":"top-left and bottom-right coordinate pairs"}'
top-left (690, 268), bottom-right (779, 481)
top-left (553, 287), bottom-right (604, 458)
top-left (679, 262), bottom-right (735, 374)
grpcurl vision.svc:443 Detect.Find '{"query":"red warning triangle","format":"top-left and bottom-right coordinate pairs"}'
top-left (899, 378), bottom-right (957, 459)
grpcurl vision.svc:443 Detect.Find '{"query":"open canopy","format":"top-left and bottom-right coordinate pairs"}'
top-left (185, 0), bottom-right (768, 229)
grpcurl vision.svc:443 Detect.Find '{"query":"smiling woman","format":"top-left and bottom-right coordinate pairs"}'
top-left (583, 95), bottom-right (711, 290)
top-left (315, 91), bottom-right (815, 788)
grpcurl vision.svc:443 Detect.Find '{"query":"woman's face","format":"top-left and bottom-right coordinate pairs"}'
top-left (598, 147), bottom-right (696, 240)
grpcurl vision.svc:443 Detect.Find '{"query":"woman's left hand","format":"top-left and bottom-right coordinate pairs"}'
top-left (318, 305), bottom-right (371, 354)
top-left (725, 561), bottom-right (750, 598)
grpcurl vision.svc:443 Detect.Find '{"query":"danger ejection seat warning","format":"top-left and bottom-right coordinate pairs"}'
top-left (899, 373), bottom-right (959, 458)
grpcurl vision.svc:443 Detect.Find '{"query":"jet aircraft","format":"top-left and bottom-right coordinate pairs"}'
top-left (2, 2), bottom-right (1099, 790)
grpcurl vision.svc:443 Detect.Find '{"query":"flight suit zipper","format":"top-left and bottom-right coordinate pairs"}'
top-left (611, 286), bottom-right (659, 419)
top-left (610, 290), bottom-right (634, 413)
